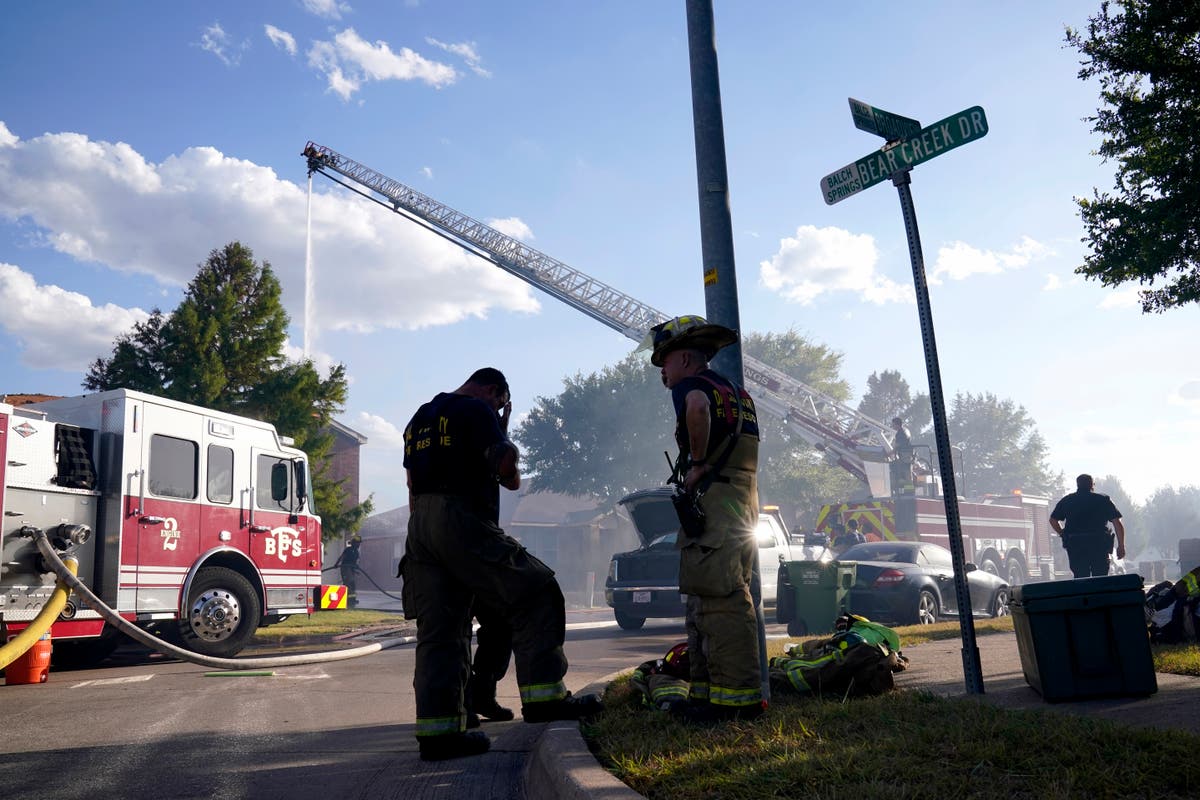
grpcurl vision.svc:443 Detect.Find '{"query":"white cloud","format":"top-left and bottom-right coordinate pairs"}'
top-left (353, 411), bottom-right (406, 449)
top-left (425, 37), bottom-right (492, 78)
top-left (264, 24), bottom-right (297, 57)
top-left (198, 22), bottom-right (247, 67)
top-left (1042, 273), bottom-right (1061, 291)
top-left (0, 263), bottom-right (150, 371)
top-left (486, 217), bottom-right (534, 242)
top-left (307, 28), bottom-right (458, 100)
top-left (1059, 418), bottom-right (1200, 504)
top-left (0, 121), bottom-right (17, 148)
top-left (420, 166), bottom-right (433, 179)
top-left (929, 235), bottom-right (1050, 284)
top-left (0, 124), bottom-right (540, 351)
top-left (1098, 287), bottom-right (1141, 310)
top-left (303, 0), bottom-right (351, 20)
top-left (1168, 381), bottom-right (1200, 411)
top-left (759, 225), bottom-right (912, 305)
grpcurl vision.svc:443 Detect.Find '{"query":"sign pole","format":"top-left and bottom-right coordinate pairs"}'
top-left (892, 168), bottom-right (984, 695)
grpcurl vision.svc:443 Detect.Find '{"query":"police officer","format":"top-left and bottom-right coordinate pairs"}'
top-left (402, 367), bottom-right (601, 761)
top-left (1050, 474), bottom-right (1126, 578)
top-left (648, 316), bottom-right (763, 722)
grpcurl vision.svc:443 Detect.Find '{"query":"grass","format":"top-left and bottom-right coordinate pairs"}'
top-left (587, 618), bottom-right (1200, 800)
top-left (251, 609), bottom-right (405, 643)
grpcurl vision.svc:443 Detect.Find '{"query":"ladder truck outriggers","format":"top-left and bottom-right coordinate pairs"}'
top-left (301, 142), bottom-right (1056, 585)
top-left (2, 390), bottom-right (326, 662)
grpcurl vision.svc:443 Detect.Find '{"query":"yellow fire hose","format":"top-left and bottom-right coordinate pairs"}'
top-left (0, 556), bottom-right (78, 670)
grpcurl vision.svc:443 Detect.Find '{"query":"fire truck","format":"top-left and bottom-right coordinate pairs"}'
top-left (299, 142), bottom-right (1060, 587)
top-left (814, 490), bottom-right (1060, 585)
top-left (1, 389), bottom-right (323, 660)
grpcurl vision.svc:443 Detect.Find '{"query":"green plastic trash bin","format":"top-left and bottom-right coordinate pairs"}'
top-left (1009, 573), bottom-right (1156, 702)
top-left (777, 560), bottom-right (856, 636)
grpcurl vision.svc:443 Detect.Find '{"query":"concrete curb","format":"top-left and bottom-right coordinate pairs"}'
top-left (525, 672), bottom-right (645, 800)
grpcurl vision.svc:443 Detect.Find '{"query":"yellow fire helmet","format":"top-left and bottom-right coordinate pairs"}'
top-left (642, 315), bottom-right (738, 367)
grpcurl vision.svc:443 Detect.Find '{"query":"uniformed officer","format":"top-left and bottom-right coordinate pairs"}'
top-left (402, 367), bottom-right (601, 761)
top-left (1050, 474), bottom-right (1126, 578)
top-left (648, 316), bottom-right (763, 723)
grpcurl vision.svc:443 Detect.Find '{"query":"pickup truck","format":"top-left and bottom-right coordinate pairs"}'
top-left (604, 487), bottom-right (830, 630)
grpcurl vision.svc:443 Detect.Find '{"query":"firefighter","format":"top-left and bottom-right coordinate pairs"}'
top-left (402, 367), bottom-right (602, 761)
top-left (1050, 474), bottom-right (1126, 578)
top-left (648, 316), bottom-right (763, 723)
top-left (333, 536), bottom-right (361, 607)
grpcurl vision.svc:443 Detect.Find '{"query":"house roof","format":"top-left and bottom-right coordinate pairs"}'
top-left (328, 418), bottom-right (368, 445)
top-left (2, 393), bottom-right (63, 406)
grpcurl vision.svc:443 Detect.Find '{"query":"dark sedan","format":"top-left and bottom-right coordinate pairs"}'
top-left (839, 541), bottom-right (1010, 625)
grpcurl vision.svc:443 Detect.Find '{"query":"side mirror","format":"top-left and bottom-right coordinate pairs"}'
top-left (271, 462), bottom-right (289, 503)
top-left (293, 459), bottom-right (308, 509)
top-left (964, 563), bottom-right (977, 573)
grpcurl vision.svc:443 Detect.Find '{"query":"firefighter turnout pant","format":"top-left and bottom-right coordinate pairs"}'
top-left (678, 436), bottom-right (762, 711)
top-left (404, 494), bottom-right (569, 738)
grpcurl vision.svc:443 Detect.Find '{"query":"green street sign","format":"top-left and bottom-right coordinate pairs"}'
top-left (849, 98), bottom-right (921, 141)
top-left (820, 106), bottom-right (989, 205)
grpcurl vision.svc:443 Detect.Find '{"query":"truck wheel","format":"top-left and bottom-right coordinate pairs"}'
top-left (614, 610), bottom-right (646, 631)
top-left (979, 557), bottom-right (1002, 579)
top-left (179, 566), bottom-right (260, 657)
top-left (1005, 558), bottom-right (1026, 587)
top-left (914, 589), bottom-right (939, 625)
top-left (786, 619), bottom-right (808, 637)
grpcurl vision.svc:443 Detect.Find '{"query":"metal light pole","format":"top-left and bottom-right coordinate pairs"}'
top-left (684, 0), bottom-right (767, 700)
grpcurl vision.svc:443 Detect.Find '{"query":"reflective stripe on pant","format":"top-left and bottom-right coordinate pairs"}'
top-left (406, 494), bottom-right (569, 735)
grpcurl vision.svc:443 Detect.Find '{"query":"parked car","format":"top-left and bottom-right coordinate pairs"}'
top-left (837, 541), bottom-right (1010, 625)
top-left (605, 488), bottom-right (796, 630)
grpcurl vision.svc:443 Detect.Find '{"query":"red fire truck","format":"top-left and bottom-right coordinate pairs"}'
top-left (814, 490), bottom-right (1062, 585)
top-left (1, 389), bottom-right (324, 660)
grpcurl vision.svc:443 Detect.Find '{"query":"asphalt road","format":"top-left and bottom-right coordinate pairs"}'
top-left (0, 605), bottom-right (691, 800)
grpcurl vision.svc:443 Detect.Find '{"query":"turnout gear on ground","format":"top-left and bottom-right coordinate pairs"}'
top-left (769, 614), bottom-right (907, 698)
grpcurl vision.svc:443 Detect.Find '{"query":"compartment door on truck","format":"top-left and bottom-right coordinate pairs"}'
top-left (249, 448), bottom-right (315, 575)
top-left (132, 402), bottom-right (204, 613)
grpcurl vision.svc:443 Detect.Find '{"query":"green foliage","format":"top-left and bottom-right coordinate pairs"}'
top-left (944, 391), bottom-right (1060, 497)
top-left (1139, 485), bottom-right (1200, 559)
top-left (1067, 1), bottom-right (1200, 312)
top-left (857, 369), bottom-right (931, 433)
top-left (84, 242), bottom-right (371, 542)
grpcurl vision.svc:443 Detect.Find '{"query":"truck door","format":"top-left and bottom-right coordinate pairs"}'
top-left (134, 403), bottom-right (204, 613)
top-left (249, 449), bottom-right (315, 578)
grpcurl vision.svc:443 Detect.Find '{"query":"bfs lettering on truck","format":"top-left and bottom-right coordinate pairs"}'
top-left (0, 389), bottom-right (324, 660)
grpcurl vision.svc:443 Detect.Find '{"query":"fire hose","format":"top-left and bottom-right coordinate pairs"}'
top-left (27, 527), bottom-right (413, 670)
top-left (0, 556), bottom-right (78, 670)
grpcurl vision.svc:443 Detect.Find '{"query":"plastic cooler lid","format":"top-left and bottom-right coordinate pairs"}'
top-left (1011, 572), bottom-right (1143, 603)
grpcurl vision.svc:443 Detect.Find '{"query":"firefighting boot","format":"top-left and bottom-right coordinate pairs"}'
top-left (521, 691), bottom-right (604, 723)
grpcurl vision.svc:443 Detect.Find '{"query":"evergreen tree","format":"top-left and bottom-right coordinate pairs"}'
top-left (943, 391), bottom-right (1060, 498)
top-left (857, 369), bottom-right (932, 434)
top-left (85, 242), bottom-right (371, 541)
top-left (1067, 1), bottom-right (1200, 311)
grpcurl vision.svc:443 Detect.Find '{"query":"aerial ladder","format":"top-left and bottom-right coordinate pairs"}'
top-left (302, 142), bottom-right (900, 496)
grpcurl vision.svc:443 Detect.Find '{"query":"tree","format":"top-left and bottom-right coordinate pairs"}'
top-left (514, 329), bottom-right (858, 518)
top-left (85, 242), bottom-right (372, 541)
top-left (1066, 1), bottom-right (1200, 312)
top-left (942, 392), bottom-right (1060, 498)
top-left (1139, 485), bottom-right (1200, 559)
top-left (857, 369), bottom-right (931, 434)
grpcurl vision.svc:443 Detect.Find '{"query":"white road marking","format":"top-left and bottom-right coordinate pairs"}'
top-left (71, 674), bottom-right (155, 688)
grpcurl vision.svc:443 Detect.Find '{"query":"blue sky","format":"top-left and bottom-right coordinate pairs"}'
top-left (1, 1), bottom-right (1196, 514)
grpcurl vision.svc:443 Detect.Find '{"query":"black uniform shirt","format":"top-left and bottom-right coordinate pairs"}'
top-left (1051, 490), bottom-right (1122, 537)
top-left (404, 392), bottom-right (505, 521)
top-left (671, 369), bottom-right (759, 461)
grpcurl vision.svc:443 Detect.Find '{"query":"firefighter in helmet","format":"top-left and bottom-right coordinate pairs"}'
top-left (646, 315), bottom-right (763, 722)
top-left (334, 535), bottom-right (361, 607)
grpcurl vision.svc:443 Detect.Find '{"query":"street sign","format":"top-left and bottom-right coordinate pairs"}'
top-left (820, 106), bottom-right (989, 205)
top-left (849, 98), bottom-right (921, 141)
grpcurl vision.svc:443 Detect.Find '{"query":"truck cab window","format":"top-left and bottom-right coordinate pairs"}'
top-left (256, 454), bottom-right (292, 510)
top-left (149, 434), bottom-right (198, 499)
top-left (207, 445), bottom-right (234, 504)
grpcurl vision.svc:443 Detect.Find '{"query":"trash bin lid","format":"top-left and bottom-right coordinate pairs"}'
top-left (1012, 573), bottom-right (1143, 604)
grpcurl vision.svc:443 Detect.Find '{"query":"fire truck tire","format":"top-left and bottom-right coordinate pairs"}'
top-left (614, 610), bottom-right (646, 630)
top-left (979, 557), bottom-right (1002, 579)
top-left (1005, 558), bottom-right (1026, 587)
top-left (913, 589), bottom-right (939, 626)
top-left (179, 566), bottom-right (261, 658)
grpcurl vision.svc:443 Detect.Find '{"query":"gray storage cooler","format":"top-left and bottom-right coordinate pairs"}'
top-left (1009, 573), bottom-right (1156, 702)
